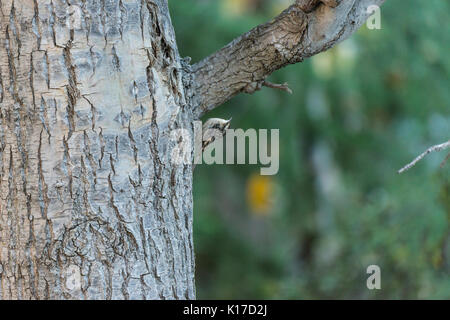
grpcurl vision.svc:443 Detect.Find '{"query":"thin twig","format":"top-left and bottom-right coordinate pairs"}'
top-left (398, 140), bottom-right (450, 174)
top-left (262, 81), bottom-right (293, 94)
top-left (441, 153), bottom-right (450, 168)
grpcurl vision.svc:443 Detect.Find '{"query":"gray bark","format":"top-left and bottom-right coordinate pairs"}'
top-left (0, 0), bottom-right (195, 300)
top-left (0, 0), bottom-right (385, 299)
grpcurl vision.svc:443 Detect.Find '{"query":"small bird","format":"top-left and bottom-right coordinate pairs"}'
top-left (202, 118), bottom-right (232, 151)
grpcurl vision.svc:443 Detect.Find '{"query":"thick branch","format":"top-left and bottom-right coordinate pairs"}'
top-left (189, 0), bottom-right (385, 118)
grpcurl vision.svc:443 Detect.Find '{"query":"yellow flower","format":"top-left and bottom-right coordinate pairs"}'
top-left (246, 174), bottom-right (275, 216)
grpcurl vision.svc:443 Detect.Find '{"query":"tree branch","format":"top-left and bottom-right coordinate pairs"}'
top-left (188, 0), bottom-right (386, 118)
top-left (398, 140), bottom-right (450, 174)
top-left (262, 81), bottom-right (293, 94)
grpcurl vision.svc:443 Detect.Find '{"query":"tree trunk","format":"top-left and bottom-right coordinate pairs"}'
top-left (0, 0), bottom-right (195, 299)
top-left (0, 0), bottom-right (386, 299)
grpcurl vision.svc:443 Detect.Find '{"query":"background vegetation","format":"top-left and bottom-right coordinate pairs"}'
top-left (170, 0), bottom-right (450, 299)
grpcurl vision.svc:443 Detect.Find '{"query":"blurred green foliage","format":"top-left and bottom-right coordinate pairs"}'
top-left (169, 0), bottom-right (450, 299)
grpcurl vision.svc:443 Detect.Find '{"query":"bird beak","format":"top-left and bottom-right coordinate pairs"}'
top-left (224, 118), bottom-right (232, 129)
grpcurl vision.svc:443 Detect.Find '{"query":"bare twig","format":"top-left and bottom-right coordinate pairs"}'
top-left (398, 140), bottom-right (450, 174)
top-left (441, 153), bottom-right (450, 168)
top-left (262, 81), bottom-right (293, 94)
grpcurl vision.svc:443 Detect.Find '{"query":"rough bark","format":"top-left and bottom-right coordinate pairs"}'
top-left (0, 0), bottom-right (195, 300)
top-left (0, 0), bottom-right (386, 300)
